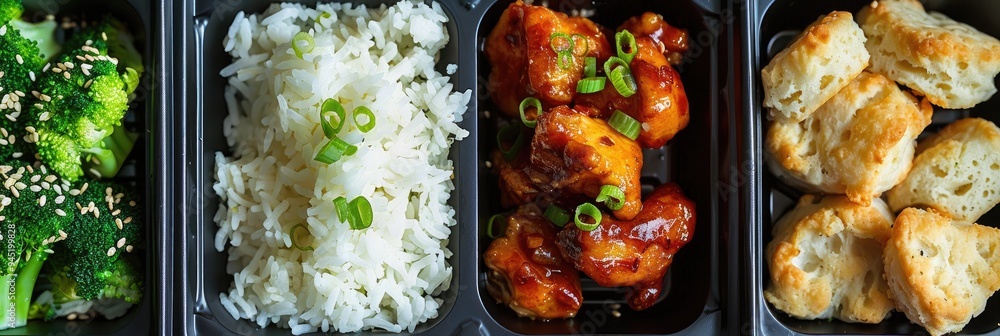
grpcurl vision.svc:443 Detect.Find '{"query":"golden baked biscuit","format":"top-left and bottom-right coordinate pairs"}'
top-left (766, 71), bottom-right (932, 206)
top-left (884, 208), bottom-right (1000, 336)
top-left (761, 11), bottom-right (869, 122)
top-left (887, 118), bottom-right (1000, 222)
top-left (765, 195), bottom-right (894, 324)
top-left (858, 0), bottom-right (1000, 109)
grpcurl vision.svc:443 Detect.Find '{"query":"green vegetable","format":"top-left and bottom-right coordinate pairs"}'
top-left (544, 205), bottom-right (570, 227)
top-left (609, 66), bottom-right (637, 98)
top-left (353, 106), bottom-right (375, 133)
top-left (609, 110), bottom-right (641, 140)
top-left (291, 32), bottom-right (314, 59)
top-left (576, 77), bottom-right (605, 94)
top-left (518, 97), bottom-right (542, 128)
top-left (583, 56), bottom-right (596, 78)
top-left (486, 214), bottom-right (506, 239)
top-left (347, 196), bottom-right (373, 230)
top-left (320, 98), bottom-right (346, 138)
top-left (574, 203), bottom-right (602, 231)
top-left (615, 29), bottom-right (637, 64)
top-left (595, 185), bottom-right (625, 211)
top-left (44, 180), bottom-right (143, 306)
top-left (496, 123), bottom-right (527, 162)
top-left (0, 161), bottom-right (74, 330)
top-left (29, 18), bottom-right (143, 181)
top-left (314, 137), bottom-right (356, 164)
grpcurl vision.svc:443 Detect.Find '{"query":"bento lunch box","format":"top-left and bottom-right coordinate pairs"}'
top-left (739, 0), bottom-right (1000, 335)
top-left (176, 0), bottom-right (740, 335)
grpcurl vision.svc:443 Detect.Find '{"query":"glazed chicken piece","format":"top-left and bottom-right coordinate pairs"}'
top-left (556, 183), bottom-right (696, 311)
top-left (575, 36), bottom-right (689, 148)
top-left (484, 205), bottom-right (583, 319)
top-left (526, 106), bottom-right (643, 220)
top-left (618, 12), bottom-right (690, 65)
top-left (485, 1), bottom-right (614, 118)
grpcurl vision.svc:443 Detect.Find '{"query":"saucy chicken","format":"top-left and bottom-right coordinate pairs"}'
top-left (618, 12), bottom-right (690, 66)
top-left (485, 1), bottom-right (614, 118)
top-left (526, 106), bottom-right (643, 221)
top-left (484, 2), bottom-right (697, 319)
top-left (484, 205), bottom-right (583, 319)
top-left (556, 183), bottom-right (696, 311)
top-left (575, 37), bottom-right (690, 148)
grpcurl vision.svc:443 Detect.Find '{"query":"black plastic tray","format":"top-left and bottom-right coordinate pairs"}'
top-left (178, 0), bottom-right (738, 335)
top-left (0, 0), bottom-right (169, 335)
top-left (740, 0), bottom-right (1000, 335)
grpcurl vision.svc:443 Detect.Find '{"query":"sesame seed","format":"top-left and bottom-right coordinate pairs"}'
top-left (116, 238), bottom-right (125, 248)
top-left (102, 32), bottom-right (107, 40)
top-left (129, 201), bottom-right (136, 207)
top-left (15, 55), bottom-right (23, 65)
top-left (58, 230), bottom-right (66, 239)
top-left (0, 26), bottom-right (5, 36)
top-left (64, 62), bottom-right (73, 69)
top-left (80, 183), bottom-right (88, 193)
top-left (10, 188), bottom-right (18, 198)
top-left (29, 185), bottom-right (40, 192)
top-left (39, 112), bottom-right (49, 121)
top-left (0, 71), bottom-right (3, 79)
top-left (28, 72), bottom-right (34, 81)
top-left (88, 168), bottom-right (101, 178)
top-left (85, 40), bottom-right (92, 46)
top-left (38, 195), bottom-right (46, 206)
top-left (115, 218), bottom-right (123, 229)
top-left (123, 217), bottom-right (132, 224)
top-left (76, 55), bottom-right (86, 61)
top-left (55, 195), bottom-right (64, 204)
top-left (112, 209), bottom-right (121, 216)
top-left (14, 182), bottom-right (25, 189)
top-left (67, 313), bottom-right (77, 320)
top-left (70, 189), bottom-right (80, 196)
top-left (106, 247), bottom-right (116, 256)
top-left (42, 63), bottom-right (50, 72)
top-left (63, 72), bottom-right (71, 80)
top-left (125, 245), bottom-right (133, 253)
top-left (51, 67), bottom-right (62, 73)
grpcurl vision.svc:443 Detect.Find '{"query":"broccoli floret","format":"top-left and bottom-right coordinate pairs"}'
top-left (10, 19), bottom-right (60, 61)
top-left (27, 24), bottom-right (140, 181)
top-left (31, 255), bottom-right (141, 321)
top-left (45, 180), bottom-right (142, 303)
top-left (0, 161), bottom-right (73, 330)
top-left (0, 0), bottom-right (21, 25)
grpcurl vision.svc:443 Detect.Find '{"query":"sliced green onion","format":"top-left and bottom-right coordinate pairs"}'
top-left (292, 32), bottom-right (315, 59)
top-left (571, 34), bottom-right (590, 56)
top-left (519, 97), bottom-right (543, 128)
top-left (609, 66), bottom-right (637, 98)
top-left (290, 224), bottom-right (314, 251)
top-left (595, 185), bottom-right (626, 211)
top-left (609, 110), bottom-right (641, 140)
top-left (574, 203), bottom-right (602, 231)
top-left (487, 214), bottom-right (507, 239)
top-left (603, 56), bottom-right (630, 78)
top-left (577, 77), bottom-right (606, 94)
top-left (549, 32), bottom-right (574, 53)
top-left (584, 57), bottom-right (597, 78)
top-left (616, 30), bottom-right (637, 64)
top-left (556, 51), bottom-right (573, 69)
top-left (497, 124), bottom-right (528, 161)
top-left (544, 205), bottom-right (571, 227)
top-left (353, 106), bottom-right (376, 133)
top-left (314, 137), bottom-right (357, 164)
top-left (320, 98), bottom-right (347, 138)
top-left (347, 196), bottom-right (373, 230)
top-left (334, 196), bottom-right (349, 222)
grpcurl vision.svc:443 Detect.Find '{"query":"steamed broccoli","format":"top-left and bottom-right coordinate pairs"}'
top-left (31, 256), bottom-right (141, 321)
top-left (44, 180), bottom-right (142, 304)
top-left (0, 161), bottom-right (73, 330)
top-left (0, 0), bottom-right (59, 162)
top-left (28, 18), bottom-right (141, 181)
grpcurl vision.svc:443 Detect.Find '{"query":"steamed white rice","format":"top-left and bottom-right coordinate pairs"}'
top-left (212, 1), bottom-right (469, 333)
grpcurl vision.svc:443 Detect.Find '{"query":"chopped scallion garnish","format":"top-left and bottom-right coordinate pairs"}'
top-left (609, 110), bottom-right (641, 140)
top-left (519, 97), bottom-right (543, 128)
top-left (609, 66), bottom-right (637, 98)
top-left (574, 203), bottom-right (602, 231)
top-left (291, 32), bottom-right (315, 59)
top-left (616, 29), bottom-right (637, 64)
top-left (290, 223), bottom-right (314, 251)
top-left (320, 98), bottom-right (346, 138)
top-left (347, 196), bottom-right (373, 230)
top-left (595, 185), bottom-right (625, 211)
top-left (544, 205), bottom-right (571, 227)
top-left (314, 137), bottom-right (357, 164)
top-left (353, 106), bottom-right (376, 133)
top-left (576, 77), bottom-right (606, 94)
